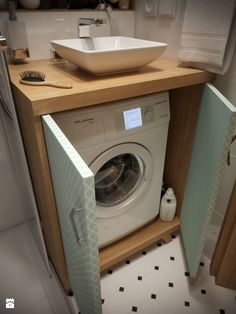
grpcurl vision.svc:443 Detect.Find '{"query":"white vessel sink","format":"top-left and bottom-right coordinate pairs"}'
top-left (51, 36), bottom-right (167, 75)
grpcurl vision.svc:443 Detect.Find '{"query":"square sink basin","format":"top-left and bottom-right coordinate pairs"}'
top-left (51, 36), bottom-right (167, 75)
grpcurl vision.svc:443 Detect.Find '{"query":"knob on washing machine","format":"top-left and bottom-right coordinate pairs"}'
top-left (144, 109), bottom-right (153, 121)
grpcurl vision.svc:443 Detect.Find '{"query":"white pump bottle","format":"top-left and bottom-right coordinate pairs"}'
top-left (160, 187), bottom-right (177, 222)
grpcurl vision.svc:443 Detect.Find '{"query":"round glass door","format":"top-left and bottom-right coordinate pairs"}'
top-left (95, 153), bottom-right (144, 207)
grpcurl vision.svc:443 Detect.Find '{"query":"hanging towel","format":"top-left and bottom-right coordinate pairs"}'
top-left (178, 0), bottom-right (236, 74)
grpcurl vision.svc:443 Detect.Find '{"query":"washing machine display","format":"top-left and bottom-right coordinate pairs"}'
top-left (123, 107), bottom-right (143, 130)
top-left (53, 92), bottom-right (170, 248)
top-left (95, 153), bottom-right (143, 207)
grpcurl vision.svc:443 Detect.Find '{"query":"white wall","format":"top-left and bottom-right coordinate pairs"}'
top-left (135, 0), bottom-right (186, 58)
top-left (0, 10), bottom-right (135, 60)
top-left (135, 1), bottom-right (236, 259)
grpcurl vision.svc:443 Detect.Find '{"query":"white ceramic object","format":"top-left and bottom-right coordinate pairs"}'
top-left (51, 36), bottom-right (167, 75)
top-left (19, 0), bottom-right (40, 10)
top-left (160, 187), bottom-right (177, 222)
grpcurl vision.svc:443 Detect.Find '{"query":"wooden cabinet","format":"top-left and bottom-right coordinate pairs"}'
top-left (9, 58), bottom-right (235, 313)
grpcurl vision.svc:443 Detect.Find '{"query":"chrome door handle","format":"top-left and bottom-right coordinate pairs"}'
top-left (70, 208), bottom-right (85, 246)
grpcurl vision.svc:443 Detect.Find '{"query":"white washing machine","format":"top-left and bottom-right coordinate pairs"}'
top-left (54, 92), bottom-right (170, 248)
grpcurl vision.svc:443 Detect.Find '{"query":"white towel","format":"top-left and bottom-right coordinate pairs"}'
top-left (178, 0), bottom-right (236, 74)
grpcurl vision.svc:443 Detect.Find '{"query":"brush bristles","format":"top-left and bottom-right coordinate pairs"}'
top-left (20, 71), bottom-right (45, 82)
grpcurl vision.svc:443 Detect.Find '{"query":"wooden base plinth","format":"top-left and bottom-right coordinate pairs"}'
top-left (99, 217), bottom-right (180, 272)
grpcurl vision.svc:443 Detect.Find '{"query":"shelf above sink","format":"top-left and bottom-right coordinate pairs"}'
top-left (51, 36), bottom-right (167, 75)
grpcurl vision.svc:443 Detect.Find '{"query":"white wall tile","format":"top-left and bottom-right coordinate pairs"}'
top-left (135, 0), bottom-right (186, 58)
top-left (22, 12), bottom-right (72, 60)
top-left (0, 10), bottom-right (135, 60)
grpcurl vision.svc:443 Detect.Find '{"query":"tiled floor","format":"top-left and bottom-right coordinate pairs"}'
top-left (100, 234), bottom-right (236, 314)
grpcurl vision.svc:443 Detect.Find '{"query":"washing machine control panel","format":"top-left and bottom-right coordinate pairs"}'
top-left (118, 105), bottom-right (155, 131)
top-left (53, 92), bottom-right (170, 148)
top-left (123, 107), bottom-right (143, 130)
top-left (144, 108), bottom-right (153, 122)
top-left (109, 95), bottom-right (169, 136)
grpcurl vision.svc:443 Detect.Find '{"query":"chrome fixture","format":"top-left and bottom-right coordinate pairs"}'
top-left (78, 17), bottom-right (107, 26)
top-left (0, 36), bottom-right (7, 52)
top-left (78, 18), bottom-right (107, 38)
top-left (50, 47), bottom-right (64, 62)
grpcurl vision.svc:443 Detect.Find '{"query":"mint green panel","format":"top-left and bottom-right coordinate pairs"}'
top-left (180, 84), bottom-right (236, 278)
top-left (42, 115), bottom-right (102, 314)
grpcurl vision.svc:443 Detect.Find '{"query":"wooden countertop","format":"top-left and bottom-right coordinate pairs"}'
top-left (9, 58), bottom-right (215, 116)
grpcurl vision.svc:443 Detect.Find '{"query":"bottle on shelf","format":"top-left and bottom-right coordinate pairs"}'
top-left (159, 187), bottom-right (177, 222)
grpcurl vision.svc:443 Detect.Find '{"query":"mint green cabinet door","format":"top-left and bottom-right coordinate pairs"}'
top-left (180, 84), bottom-right (236, 278)
top-left (42, 115), bottom-right (102, 314)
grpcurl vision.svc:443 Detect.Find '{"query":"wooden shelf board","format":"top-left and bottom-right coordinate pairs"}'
top-left (9, 58), bottom-right (215, 116)
top-left (99, 216), bottom-right (180, 272)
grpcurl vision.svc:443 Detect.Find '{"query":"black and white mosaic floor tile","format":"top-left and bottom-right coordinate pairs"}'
top-left (100, 235), bottom-right (236, 314)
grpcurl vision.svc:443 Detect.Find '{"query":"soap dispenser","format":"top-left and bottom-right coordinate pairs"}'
top-left (160, 187), bottom-right (177, 222)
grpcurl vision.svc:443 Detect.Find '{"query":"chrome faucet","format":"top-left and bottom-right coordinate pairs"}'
top-left (78, 18), bottom-right (107, 38)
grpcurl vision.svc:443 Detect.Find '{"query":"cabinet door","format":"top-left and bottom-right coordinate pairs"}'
top-left (42, 115), bottom-right (102, 314)
top-left (180, 83), bottom-right (236, 278)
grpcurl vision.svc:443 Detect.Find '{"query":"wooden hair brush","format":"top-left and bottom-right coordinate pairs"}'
top-left (19, 71), bottom-right (72, 89)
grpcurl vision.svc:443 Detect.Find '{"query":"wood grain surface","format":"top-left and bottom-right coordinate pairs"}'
top-left (100, 217), bottom-right (180, 272)
top-left (9, 58), bottom-right (215, 116)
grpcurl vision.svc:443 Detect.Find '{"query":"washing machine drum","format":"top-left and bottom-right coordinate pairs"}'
top-left (89, 143), bottom-right (153, 218)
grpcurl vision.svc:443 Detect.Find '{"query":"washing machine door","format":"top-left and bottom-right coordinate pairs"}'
top-left (89, 143), bottom-right (153, 218)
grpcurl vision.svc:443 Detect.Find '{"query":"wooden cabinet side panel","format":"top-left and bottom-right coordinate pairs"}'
top-left (164, 84), bottom-right (203, 215)
top-left (13, 88), bottom-right (70, 291)
top-left (210, 181), bottom-right (236, 289)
